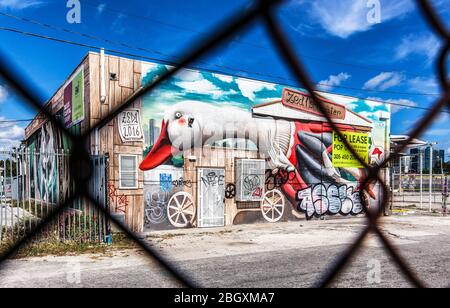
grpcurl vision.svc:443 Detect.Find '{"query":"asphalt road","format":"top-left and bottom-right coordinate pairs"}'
top-left (180, 236), bottom-right (450, 288)
top-left (1, 215), bottom-right (449, 288)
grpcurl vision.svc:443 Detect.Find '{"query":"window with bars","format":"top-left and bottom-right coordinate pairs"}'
top-left (119, 155), bottom-right (138, 189)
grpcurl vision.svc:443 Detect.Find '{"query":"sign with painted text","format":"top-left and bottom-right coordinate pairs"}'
top-left (118, 109), bottom-right (144, 142)
top-left (332, 131), bottom-right (369, 168)
top-left (282, 88), bottom-right (346, 120)
top-left (63, 66), bottom-right (85, 127)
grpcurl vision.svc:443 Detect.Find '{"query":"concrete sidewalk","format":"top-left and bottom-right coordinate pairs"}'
top-left (143, 214), bottom-right (450, 262)
top-left (1, 214), bottom-right (449, 288)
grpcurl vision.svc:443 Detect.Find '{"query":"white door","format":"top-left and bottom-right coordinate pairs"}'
top-left (198, 168), bottom-right (225, 228)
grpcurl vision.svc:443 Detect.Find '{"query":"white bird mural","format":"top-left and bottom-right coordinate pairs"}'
top-left (140, 101), bottom-right (378, 213)
top-left (140, 101), bottom-right (295, 172)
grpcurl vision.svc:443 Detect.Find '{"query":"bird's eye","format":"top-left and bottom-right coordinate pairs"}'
top-left (175, 112), bottom-right (182, 119)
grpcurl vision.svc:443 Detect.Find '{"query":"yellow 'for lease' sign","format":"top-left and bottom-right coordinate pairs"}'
top-left (332, 131), bottom-right (369, 168)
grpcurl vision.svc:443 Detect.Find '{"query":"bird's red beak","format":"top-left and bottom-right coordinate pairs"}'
top-left (140, 120), bottom-right (178, 171)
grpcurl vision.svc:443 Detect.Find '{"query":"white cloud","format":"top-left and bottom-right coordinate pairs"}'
top-left (111, 13), bottom-right (126, 34)
top-left (387, 98), bottom-right (417, 113)
top-left (368, 96), bottom-right (417, 113)
top-left (0, 125), bottom-right (23, 139)
top-left (318, 72), bottom-right (351, 91)
top-left (435, 113), bottom-right (450, 124)
top-left (176, 79), bottom-right (221, 96)
top-left (213, 74), bottom-right (234, 83)
top-left (236, 79), bottom-right (276, 101)
top-left (0, 118), bottom-right (24, 149)
top-left (294, 0), bottom-right (414, 38)
top-left (357, 111), bottom-right (379, 122)
top-left (425, 129), bottom-right (450, 137)
top-left (0, 85), bottom-right (8, 103)
top-left (363, 72), bottom-right (403, 91)
top-left (0, 0), bottom-right (44, 10)
top-left (407, 76), bottom-right (439, 93)
top-left (97, 3), bottom-right (106, 14)
top-left (395, 34), bottom-right (440, 63)
top-left (364, 98), bottom-right (385, 110)
top-left (176, 70), bottom-right (203, 82)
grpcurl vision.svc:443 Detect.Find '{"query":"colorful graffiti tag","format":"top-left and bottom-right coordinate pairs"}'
top-left (139, 63), bottom-right (390, 229)
top-left (296, 184), bottom-right (364, 219)
top-left (27, 121), bottom-right (72, 204)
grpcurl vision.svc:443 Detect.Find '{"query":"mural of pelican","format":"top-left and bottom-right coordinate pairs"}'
top-left (140, 100), bottom-right (377, 208)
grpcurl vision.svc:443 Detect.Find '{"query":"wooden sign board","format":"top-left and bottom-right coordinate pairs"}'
top-left (282, 88), bottom-right (346, 120)
top-left (118, 109), bottom-right (144, 142)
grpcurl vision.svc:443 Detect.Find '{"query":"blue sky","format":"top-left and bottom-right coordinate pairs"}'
top-left (0, 0), bottom-right (449, 158)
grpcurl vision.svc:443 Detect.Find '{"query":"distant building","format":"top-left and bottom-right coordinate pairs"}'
top-left (410, 147), bottom-right (445, 171)
top-left (149, 119), bottom-right (156, 146)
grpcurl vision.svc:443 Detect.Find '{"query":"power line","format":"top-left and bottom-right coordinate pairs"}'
top-left (80, 0), bottom-right (434, 79)
top-left (0, 17), bottom-right (440, 98)
top-left (0, 25), bottom-right (447, 114)
top-left (0, 119), bottom-right (34, 123)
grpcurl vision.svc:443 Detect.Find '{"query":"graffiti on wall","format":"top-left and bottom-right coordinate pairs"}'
top-left (200, 171), bottom-right (225, 188)
top-left (145, 190), bottom-right (169, 224)
top-left (296, 184), bottom-right (364, 219)
top-left (143, 166), bottom-right (185, 229)
top-left (107, 181), bottom-right (129, 214)
top-left (27, 121), bottom-right (72, 204)
top-left (139, 63), bottom-right (390, 228)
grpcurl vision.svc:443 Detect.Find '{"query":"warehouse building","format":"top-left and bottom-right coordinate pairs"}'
top-left (24, 51), bottom-right (391, 232)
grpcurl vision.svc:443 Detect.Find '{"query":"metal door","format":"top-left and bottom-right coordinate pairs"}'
top-left (89, 155), bottom-right (111, 243)
top-left (197, 168), bottom-right (225, 228)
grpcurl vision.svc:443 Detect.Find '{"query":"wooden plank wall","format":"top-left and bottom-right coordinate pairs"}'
top-left (183, 147), bottom-right (259, 226)
top-left (24, 58), bottom-right (90, 139)
top-left (24, 52), bottom-right (145, 232)
top-left (88, 52), bottom-right (144, 232)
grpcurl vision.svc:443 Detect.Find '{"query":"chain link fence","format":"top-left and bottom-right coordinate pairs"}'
top-left (391, 174), bottom-right (448, 210)
top-left (0, 0), bottom-right (448, 288)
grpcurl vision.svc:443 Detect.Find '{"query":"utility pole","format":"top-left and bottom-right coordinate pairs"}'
top-left (399, 156), bottom-right (403, 193)
top-left (420, 149), bottom-right (423, 209)
top-left (430, 145), bottom-right (433, 212)
top-left (443, 176), bottom-right (448, 216)
top-left (428, 143), bottom-right (438, 212)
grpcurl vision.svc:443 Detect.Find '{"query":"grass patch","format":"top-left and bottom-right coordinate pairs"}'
top-left (0, 233), bottom-right (138, 259)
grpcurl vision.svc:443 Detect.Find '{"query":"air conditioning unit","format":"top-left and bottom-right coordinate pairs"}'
top-left (235, 159), bottom-right (266, 202)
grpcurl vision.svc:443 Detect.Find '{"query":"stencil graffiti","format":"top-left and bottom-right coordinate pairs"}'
top-left (145, 191), bottom-right (169, 225)
top-left (159, 173), bottom-right (173, 192)
top-left (297, 184), bottom-right (364, 219)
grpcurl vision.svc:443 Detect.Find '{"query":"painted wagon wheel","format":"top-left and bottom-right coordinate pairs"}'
top-left (261, 189), bottom-right (285, 223)
top-left (167, 192), bottom-right (196, 228)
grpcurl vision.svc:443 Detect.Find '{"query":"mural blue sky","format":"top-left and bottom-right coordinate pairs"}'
top-left (140, 62), bottom-right (390, 154)
top-left (0, 0), bottom-right (448, 157)
top-left (141, 62), bottom-right (389, 133)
